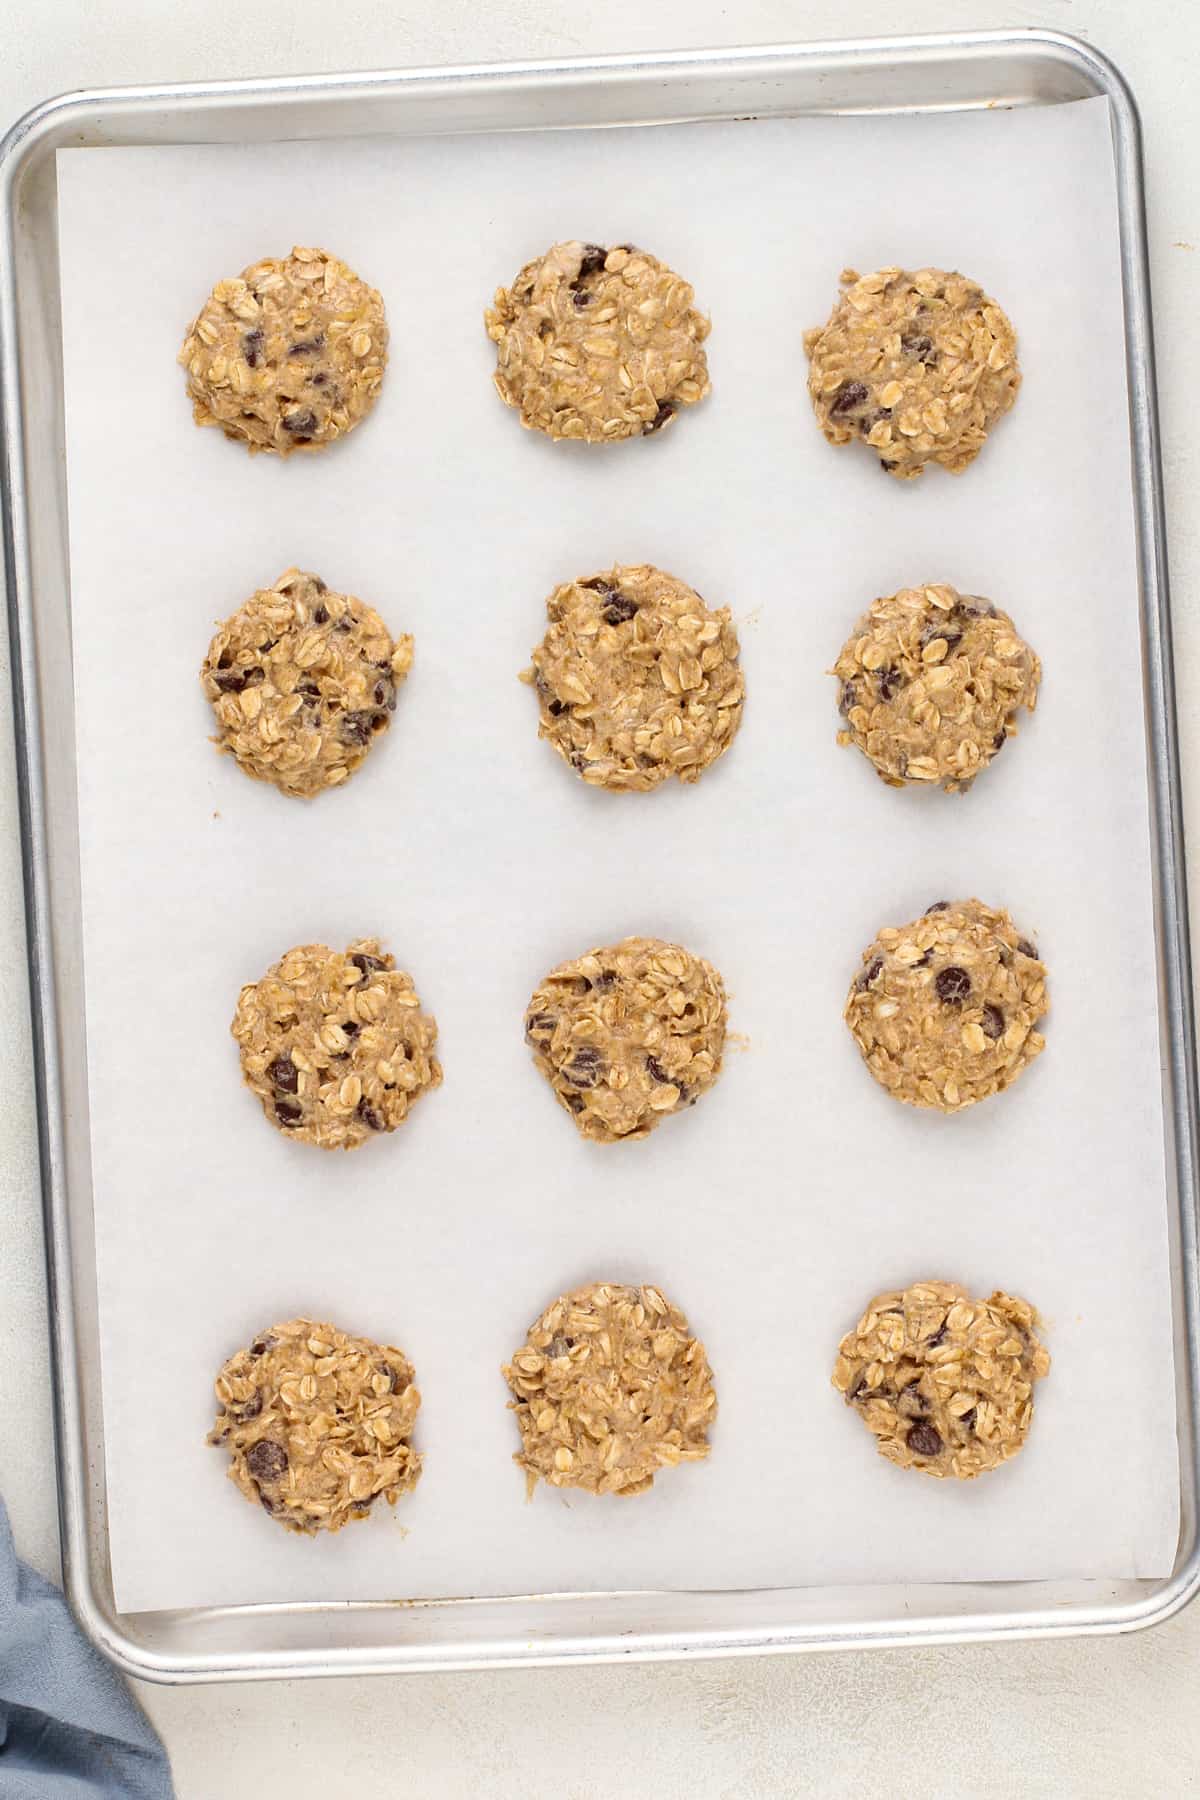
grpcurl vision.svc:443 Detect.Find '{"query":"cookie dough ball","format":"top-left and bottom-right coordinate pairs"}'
top-left (804, 267), bottom-right (1020, 480)
top-left (523, 564), bottom-right (744, 791)
top-left (232, 938), bottom-right (441, 1149)
top-left (207, 1317), bottom-right (421, 1531)
top-left (846, 900), bottom-right (1048, 1111)
top-left (503, 1281), bottom-right (717, 1496)
top-left (833, 583), bottom-right (1040, 791)
top-left (485, 240), bottom-right (711, 442)
top-left (201, 568), bottom-right (413, 798)
top-left (179, 245), bottom-right (387, 454)
top-left (524, 936), bottom-right (727, 1142)
top-left (833, 1280), bottom-right (1050, 1479)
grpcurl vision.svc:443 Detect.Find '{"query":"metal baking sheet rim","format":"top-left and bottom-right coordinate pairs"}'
top-left (2, 29), bottom-right (1197, 1682)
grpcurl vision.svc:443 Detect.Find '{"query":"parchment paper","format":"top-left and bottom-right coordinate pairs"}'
top-left (56, 94), bottom-right (1179, 1615)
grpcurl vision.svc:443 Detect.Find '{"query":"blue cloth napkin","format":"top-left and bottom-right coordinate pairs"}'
top-left (0, 1500), bottom-right (173, 1798)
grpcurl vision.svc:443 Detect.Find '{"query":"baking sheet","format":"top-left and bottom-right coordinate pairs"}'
top-left (56, 94), bottom-right (1179, 1616)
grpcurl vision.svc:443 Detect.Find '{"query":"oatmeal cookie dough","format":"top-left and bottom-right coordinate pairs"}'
top-left (804, 267), bottom-right (1020, 479)
top-left (179, 245), bottom-right (387, 454)
top-left (502, 1281), bottom-right (717, 1496)
top-left (201, 568), bottom-right (413, 798)
top-left (523, 564), bottom-right (744, 791)
top-left (524, 936), bottom-right (727, 1143)
top-left (833, 583), bottom-right (1040, 791)
top-left (232, 938), bottom-right (441, 1149)
top-left (833, 1280), bottom-right (1050, 1480)
top-left (485, 240), bottom-right (711, 442)
top-left (208, 1317), bottom-right (421, 1531)
top-left (845, 900), bottom-right (1048, 1112)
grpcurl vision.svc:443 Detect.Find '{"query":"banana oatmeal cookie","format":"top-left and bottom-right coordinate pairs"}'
top-left (804, 267), bottom-right (1020, 479)
top-left (502, 1281), bottom-right (717, 1496)
top-left (180, 245), bottom-right (387, 454)
top-left (524, 936), bottom-right (727, 1143)
top-left (845, 899), bottom-right (1048, 1111)
top-left (208, 1316), bottom-right (421, 1531)
top-left (201, 568), bottom-right (413, 798)
top-left (485, 240), bottom-right (710, 442)
top-left (523, 564), bottom-right (744, 791)
top-left (833, 1280), bottom-right (1050, 1480)
top-left (232, 938), bottom-right (441, 1149)
top-left (833, 583), bottom-right (1040, 791)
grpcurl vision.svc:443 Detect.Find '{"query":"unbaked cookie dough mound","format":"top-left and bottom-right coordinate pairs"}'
top-left (523, 564), bottom-right (745, 791)
top-left (833, 583), bottom-right (1040, 791)
top-left (485, 240), bottom-right (711, 442)
top-left (845, 899), bottom-right (1048, 1112)
top-left (502, 1281), bottom-right (717, 1496)
top-left (832, 1280), bottom-right (1050, 1480)
top-left (201, 568), bottom-right (413, 798)
top-left (232, 938), bottom-right (441, 1149)
top-left (180, 245), bottom-right (387, 454)
top-left (524, 936), bottom-right (727, 1143)
top-left (804, 267), bottom-right (1020, 480)
top-left (208, 1317), bottom-right (421, 1532)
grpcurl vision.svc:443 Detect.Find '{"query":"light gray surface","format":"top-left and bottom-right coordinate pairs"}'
top-left (2, 0), bottom-right (1200, 1794)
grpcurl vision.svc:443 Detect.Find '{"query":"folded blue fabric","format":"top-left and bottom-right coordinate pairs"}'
top-left (0, 1501), bottom-right (173, 1798)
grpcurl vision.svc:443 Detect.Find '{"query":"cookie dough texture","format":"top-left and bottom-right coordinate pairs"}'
top-left (833, 1280), bottom-right (1050, 1480)
top-left (180, 245), bottom-right (387, 455)
top-left (201, 568), bottom-right (413, 798)
top-left (233, 938), bottom-right (441, 1149)
top-left (208, 1317), bottom-right (421, 1532)
top-left (485, 241), bottom-right (711, 442)
top-left (833, 583), bottom-right (1040, 791)
top-left (846, 899), bottom-right (1048, 1112)
top-left (524, 564), bottom-right (744, 791)
top-left (524, 936), bottom-right (727, 1143)
top-left (503, 1281), bottom-right (717, 1496)
top-left (804, 267), bottom-right (1020, 480)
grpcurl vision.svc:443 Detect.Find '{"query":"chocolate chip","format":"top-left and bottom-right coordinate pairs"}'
top-left (960, 1407), bottom-right (978, 1434)
top-left (242, 327), bottom-right (265, 368)
top-left (313, 605), bottom-right (329, 625)
top-left (856, 955), bottom-right (883, 991)
top-left (1017, 937), bottom-right (1038, 959)
top-left (547, 699), bottom-right (567, 716)
top-left (310, 371), bottom-right (328, 387)
top-left (357, 1098), bottom-right (385, 1131)
top-left (830, 380), bottom-right (869, 417)
top-left (250, 1336), bottom-right (277, 1357)
top-left (935, 965), bottom-right (972, 1004)
top-left (281, 410), bottom-right (318, 436)
top-left (643, 401), bottom-right (674, 435)
top-left (899, 1380), bottom-right (926, 1418)
top-left (213, 669), bottom-right (248, 694)
top-left (351, 952), bottom-right (386, 980)
top-left (268, 1055), bottom-right (298, 1094)
top-left (236, 1392), bottom-right (263, 1422)
top-left (246, 1439), bottom-right (288, 1482)
top-left (580, 577), bottom-right (616, 596)
top-left (576, 244), bottom-right (607, 279)
top-left (645, 1054), bottom-right (670, 1082)
top-left (341, 711), bottom-right (375, 746)
top-left (849, 1372), bottom-right (876, 1404)
top-left (602, 593), bottom-right (639, 626)
top-left (914, 948), bottom-right (934, 969)
top-left (594, 970), bottom-right (617, 991)
top-left (901, 333), bottom-right (938, 364)
top-left (572, 289), bottom-right (592, 310)
top-left (880, 460), bottom-right (898, 472)
top-left (216, 649), bottom-right (232, 669)
top-left (981, 1003), bottom-right (1005, 1040)
top-left (926, 1321), bottom-right (948, 1348)
top-left (907, 1421), bottom-right (943, 1457)
top-left (878, 666), bottom-right (902, 703)
top-left (288, 334), bottom-right (326, 356)
top-left (275, 1100), bottom-right (302, 1127)
top-left (992, 730), bottom-right (1007, 752)
top-left (926, 901), bottom-right (950, 913)
top-left (342, 1019), bottom-right (360, 1037)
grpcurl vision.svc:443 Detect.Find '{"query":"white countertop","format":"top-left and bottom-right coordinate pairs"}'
top-left (2, 1), bottom-right (1198, 1793)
